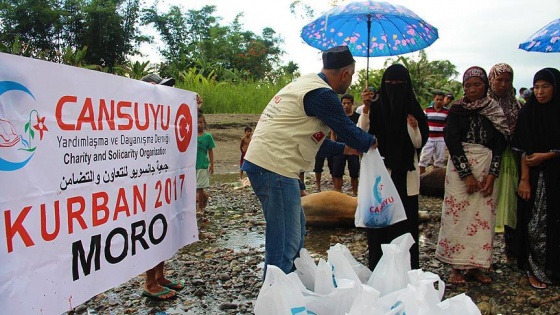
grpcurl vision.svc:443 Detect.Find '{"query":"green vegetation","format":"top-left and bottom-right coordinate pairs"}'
top-left (0, 1), bottom-right (462, 113)
top-left (180, 76), bottom-right (289, 114)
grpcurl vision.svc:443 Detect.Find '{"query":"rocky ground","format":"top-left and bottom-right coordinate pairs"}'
top-left (70, 114), bottom-right (560, 315)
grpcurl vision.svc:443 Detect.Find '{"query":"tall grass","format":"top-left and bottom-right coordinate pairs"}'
top-left (178, 78), bottom-right (291, 114)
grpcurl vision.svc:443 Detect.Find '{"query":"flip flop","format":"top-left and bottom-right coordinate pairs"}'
top-left (161, 280), bottom-right (184, 291)
top-left (142, 287), bottom-right (177, 300)
top-left (527, 271), bottom-right (547, 289)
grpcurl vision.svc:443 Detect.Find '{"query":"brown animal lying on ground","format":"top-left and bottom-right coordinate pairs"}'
top-left (301, 191), bottom-right (356, 228)
top-left (301, 190), bottom-right (432, 228)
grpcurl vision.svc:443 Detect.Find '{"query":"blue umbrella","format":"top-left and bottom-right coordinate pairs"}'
top-left (519, 17), bottom-right (560, 53)
top-left (300, 0), bottom-right (438, 81)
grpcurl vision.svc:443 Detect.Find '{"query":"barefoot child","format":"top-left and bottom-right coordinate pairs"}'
top-left (196, 111), bottom-right (215, 214)
top-left (239, 126), bottom-right (252, 179)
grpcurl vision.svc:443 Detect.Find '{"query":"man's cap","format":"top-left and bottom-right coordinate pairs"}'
top-left (322, 46), bottom-right (355, 69)
top-left (141, 73), bottom-right (175, 86)
top-left (445, 93), bottom-right (454, 100)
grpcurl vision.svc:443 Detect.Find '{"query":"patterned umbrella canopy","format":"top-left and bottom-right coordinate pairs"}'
top-left (519, 17), bottom-right (560, 53)
top-left (300, 1), bottom-right (438, 80)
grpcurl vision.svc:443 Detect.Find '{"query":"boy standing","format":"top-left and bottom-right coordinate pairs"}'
top-left (418, 91), bottom-right (449, 174)
top-left (239, 126), bottom-right (252, 179)
top-left (331, 94), bottom-right (361, 196)
top-left (196, 112), bottom-right (215, 214)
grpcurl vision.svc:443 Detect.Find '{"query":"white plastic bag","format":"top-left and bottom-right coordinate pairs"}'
top-left (346, 284), bottom-right (381, 315)
top-left (407, 269), bottom-right (445, 304)
top-left (355, 149), bottom-right (407, 228)
top-left (304, 279), bottom-right (360, 315)
top-left (367, 233), bottom-right (415, 296)
top-left (254, 265), bottom-right (310, 315)
top-left (295, 248), bottom-right (317, 291)
top-left (314, 258), bottom-right (336, 295)
top-left (327, 245), bottom-right (362, 285)
top-left (329, 243), bottom-right (372, 284)
top-left (434, 293), bottom-right (481, 315)
top-left (398, 270), bottom-right (445, 315)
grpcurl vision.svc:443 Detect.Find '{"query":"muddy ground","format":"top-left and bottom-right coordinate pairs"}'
top-left (71, 114), bottom-right (560, 315)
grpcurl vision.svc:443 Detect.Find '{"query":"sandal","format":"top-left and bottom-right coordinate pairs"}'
top-left (527, 271), bottom-right (547, 289)
top-left (448, 269), bottom-right (466, 284)
top-left (142, 287), bottom-right (177, 300)
top-left (465, 269), bottom-right (492, 284)
top-left (160, 280), bottom-right (184, 291)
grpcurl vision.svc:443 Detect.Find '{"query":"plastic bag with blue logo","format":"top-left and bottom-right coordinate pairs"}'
top-left (254, 265), bottom-right (314, 315)
top-left (355, 149), bottom-right (407, 228)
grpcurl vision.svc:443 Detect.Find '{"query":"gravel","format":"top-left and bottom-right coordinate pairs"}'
top-left (65, 114), bottom-right (560, 314)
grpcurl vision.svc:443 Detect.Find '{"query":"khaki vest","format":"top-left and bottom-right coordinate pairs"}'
top-left (244, 74), bottom-right (332, 178)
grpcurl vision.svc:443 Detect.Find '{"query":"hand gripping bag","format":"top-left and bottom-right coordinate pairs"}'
top-left (355, 149), bottom-right (406, 228)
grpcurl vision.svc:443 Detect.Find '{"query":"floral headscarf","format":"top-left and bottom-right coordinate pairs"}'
top-left (488, 63), bottom-right (520, 134)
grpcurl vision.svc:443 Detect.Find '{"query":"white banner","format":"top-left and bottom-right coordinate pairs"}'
top-left (0, 53), bottom-right (198, 314)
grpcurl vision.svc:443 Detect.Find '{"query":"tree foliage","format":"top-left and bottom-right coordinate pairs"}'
top-left (141, 5), bottom-right (284, 81)
top-left (0, 0), bottom-right (145, 69)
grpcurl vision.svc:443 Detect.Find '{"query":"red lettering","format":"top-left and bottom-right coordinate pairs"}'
top-left (40, 201), bottom-right (60, 242)
top-left (369, 197), bottom-right (395, 214)
top-left (3, 183), bottom-right (153, 252)
top-left (76, 98), bottom-right (96, 130)
top-left (56, 96), bottom-right (171, 131)
top-left (56, 95), bottom-right (78, 130)
top-left (113, 188), bottom-right (131, 220)
top-left (153, 105), bottom-right (170, 130)
top-left (134, 103), bottom-right (150, 130)
top-left (67, 196), bottom-right (87, 234)
top-left (98, 99), bottom-right (116, 130)
top-left (117, 101), bottom-right (133, 130)
top-left (92, 192), bottom-right (110, 226)
top-left (4, 207), bottom-right (34, 253)
top-left (133, 184), bottom-right (147, 215)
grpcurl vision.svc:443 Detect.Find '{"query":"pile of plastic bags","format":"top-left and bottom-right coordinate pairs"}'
top-left (254, 233), bottom-right (481, 315)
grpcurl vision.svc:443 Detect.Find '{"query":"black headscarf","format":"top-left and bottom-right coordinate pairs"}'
top-left (513, 67), bottom-right (560, 155)
top-left (369, 64), bottom-right (428, 171)
top-left (513, 68), bottom-right (560, 281)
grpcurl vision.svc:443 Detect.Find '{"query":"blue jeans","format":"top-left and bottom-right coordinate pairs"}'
top-left (246, 168), bottom-right (306, 276)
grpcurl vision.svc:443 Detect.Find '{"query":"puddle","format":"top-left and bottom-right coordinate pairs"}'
top-left (216, 231), bottom-right (265, 250)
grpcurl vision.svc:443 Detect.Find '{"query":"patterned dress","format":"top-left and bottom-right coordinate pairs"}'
top-left (436, 109), bottom-right (507, 269)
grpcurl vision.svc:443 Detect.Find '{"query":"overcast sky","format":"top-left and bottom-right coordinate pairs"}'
top-left (148, 0), bottom-right (560, 92)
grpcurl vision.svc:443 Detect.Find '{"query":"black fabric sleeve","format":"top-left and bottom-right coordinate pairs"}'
top-left (489, 126), bottom-right (507, 177)
top-left (444, 111), bottom-right (472, 178)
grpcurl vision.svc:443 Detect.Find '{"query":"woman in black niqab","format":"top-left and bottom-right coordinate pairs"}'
top-left (369, 64), bottom-right (428, 172)
top-left (366, 64), bottom-right (429, 270)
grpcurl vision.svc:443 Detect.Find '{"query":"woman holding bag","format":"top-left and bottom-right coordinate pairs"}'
top-left (359, 64), bottom-right (429, 270)
top-left (435, 67), bottom-right (509, 284)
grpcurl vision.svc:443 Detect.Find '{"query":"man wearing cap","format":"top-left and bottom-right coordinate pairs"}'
top-left (241, 46), bottom-right (376, 276)
top-left (141, 73), bottom-right (176, 86)
top-left (142, 73), bottom-right (204, 108)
